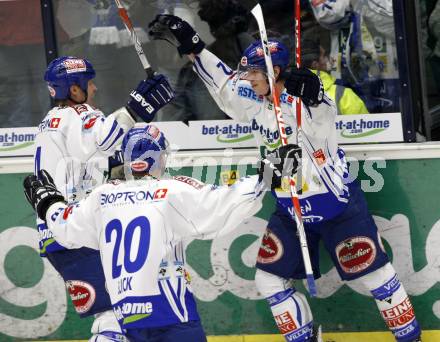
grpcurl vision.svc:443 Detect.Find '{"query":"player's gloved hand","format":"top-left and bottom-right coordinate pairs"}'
top-left (126, 74), bottom-right (174, 123)
top-left (284, 68), bottom-right (324, 107)
top-left (257, 144), bottom-right (302, 190)
top-left (23, 169), bottom-right (66, 221)
top-left (148, 14), bottom-right (205, 55)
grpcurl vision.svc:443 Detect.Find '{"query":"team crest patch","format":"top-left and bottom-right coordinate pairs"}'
top-left (240, 56), bottom-right (248, 66)
top-left (66, 280), bottom-right (96, 314)
top-left (336, 236), bottom-right (377, 274)
top-left (257, 229), bottom-right (284, 264)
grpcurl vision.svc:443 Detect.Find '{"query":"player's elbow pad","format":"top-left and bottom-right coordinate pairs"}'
top-left (96, 118), bottom-right (126, 153)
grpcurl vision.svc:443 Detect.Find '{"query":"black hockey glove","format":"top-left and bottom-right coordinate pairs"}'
top-left (284, 67), bottom-right (324, 107)
top-left (126, 74), bottom-right (174, 123)
top-left (23, 169), bottom-right (66, 221)
top-left (148, 14), bottom-right (205, 55)
top-left (257, 144), bottom-right (302, 190)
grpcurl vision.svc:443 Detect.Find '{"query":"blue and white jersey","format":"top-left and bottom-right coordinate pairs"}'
top-left (45, 175), bottom-right (264, 329)
top-left (193, 49), bottom-right (350, 223)
top-left (35, 103), bottom-right (135, 255)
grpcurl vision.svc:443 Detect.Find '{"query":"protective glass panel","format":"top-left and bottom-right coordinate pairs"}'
top-left (0, 0), bottom-right (50, 128)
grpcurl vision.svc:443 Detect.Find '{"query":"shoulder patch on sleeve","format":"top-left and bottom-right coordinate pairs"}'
top-left (173, 175), bottom-right (205, 190)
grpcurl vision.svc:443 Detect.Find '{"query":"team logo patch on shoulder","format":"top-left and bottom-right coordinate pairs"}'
top-left (257, 229), bottom-right (284, 264)
top-left (173, 175), bottom-right (205, 190)
top-left (336, 236), bottom-right (377, 274)
top-left (66, 280), bottom-right (96, 314)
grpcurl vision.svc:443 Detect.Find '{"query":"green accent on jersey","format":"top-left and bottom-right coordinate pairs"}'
top-left (0, 142), bottom-right (34, 151)
top-left (341, 128), bottom-right (385, 138)
top-left (123, 313), bottom-right (151, 324)
top-left (263, 140), bottom-right (281, 150)
top-left (40, 238), bottom-right (56, 254)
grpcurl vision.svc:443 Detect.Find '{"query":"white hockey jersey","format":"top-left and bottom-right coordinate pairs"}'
top-left (193, 49), bottom-right (350, 223)
top-left (35, 103), bottom-right (134, 255)
top-left (45, 175), bottom-right (264, 329)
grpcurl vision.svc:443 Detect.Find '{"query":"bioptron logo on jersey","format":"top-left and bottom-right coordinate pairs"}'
top-left (0, 130), bottom-right (36, 152)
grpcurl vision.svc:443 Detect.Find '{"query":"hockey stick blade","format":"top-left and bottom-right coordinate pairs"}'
top-left (114, 0), bottom-right (154, 78)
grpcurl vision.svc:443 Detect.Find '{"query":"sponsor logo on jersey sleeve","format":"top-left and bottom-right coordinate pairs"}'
top-left (82, 116), bottom-right (98, 130)
top-left (257, 229), bottom-right (284, 264)
top-left (66, 280), bottom-right (96, 314)
top-left (336, 236), bottom-right (377, 274)
top-left (49, 118), bottom-right (61, 128)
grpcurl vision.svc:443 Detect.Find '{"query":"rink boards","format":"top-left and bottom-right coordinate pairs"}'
top-left (1, 145), bottom-right (440, 341)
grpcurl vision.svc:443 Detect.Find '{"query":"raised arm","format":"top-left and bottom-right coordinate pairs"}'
top-left (148, 14), bottom-right (250, 122)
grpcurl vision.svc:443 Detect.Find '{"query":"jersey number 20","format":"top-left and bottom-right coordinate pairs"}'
top-left (105, 216), bottom-right (151, 279)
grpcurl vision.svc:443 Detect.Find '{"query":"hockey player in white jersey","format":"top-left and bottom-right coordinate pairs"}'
top-left (147, 15), bottom-right (422, 342)
top-left (34, 56), bottom-right (174, 341)
top-left (23, 125), bottom-right (297, 342)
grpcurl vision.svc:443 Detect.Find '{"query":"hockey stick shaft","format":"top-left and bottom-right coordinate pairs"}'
top-left (114, 0), bottom-right (154, 78)
top-left (251, 3), bottom-right (316, 297)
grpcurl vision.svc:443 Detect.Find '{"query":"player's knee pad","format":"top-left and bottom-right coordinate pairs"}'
top-left (255, 269), bottom-right (314, 341)
top-left (355, 263), bottom-right (421, 342)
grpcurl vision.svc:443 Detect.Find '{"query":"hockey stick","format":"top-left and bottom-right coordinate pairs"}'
top-left (114, 0), bottom-right (155, 78)
top-left (250, 3), bottom-right (317, 297)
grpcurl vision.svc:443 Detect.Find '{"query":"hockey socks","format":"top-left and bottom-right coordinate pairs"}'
top-left (266, 288), bottom-right (315, 341)
top-left (363, 264), bottom-right (421, 341)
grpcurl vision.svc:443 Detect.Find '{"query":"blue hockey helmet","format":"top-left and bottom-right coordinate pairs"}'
top-left (237, 40), bottom-right (290, 80)
top-left (44, 56), bottom-right (95, 100)
top-left (121, 125), bottom-right (169, 178)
